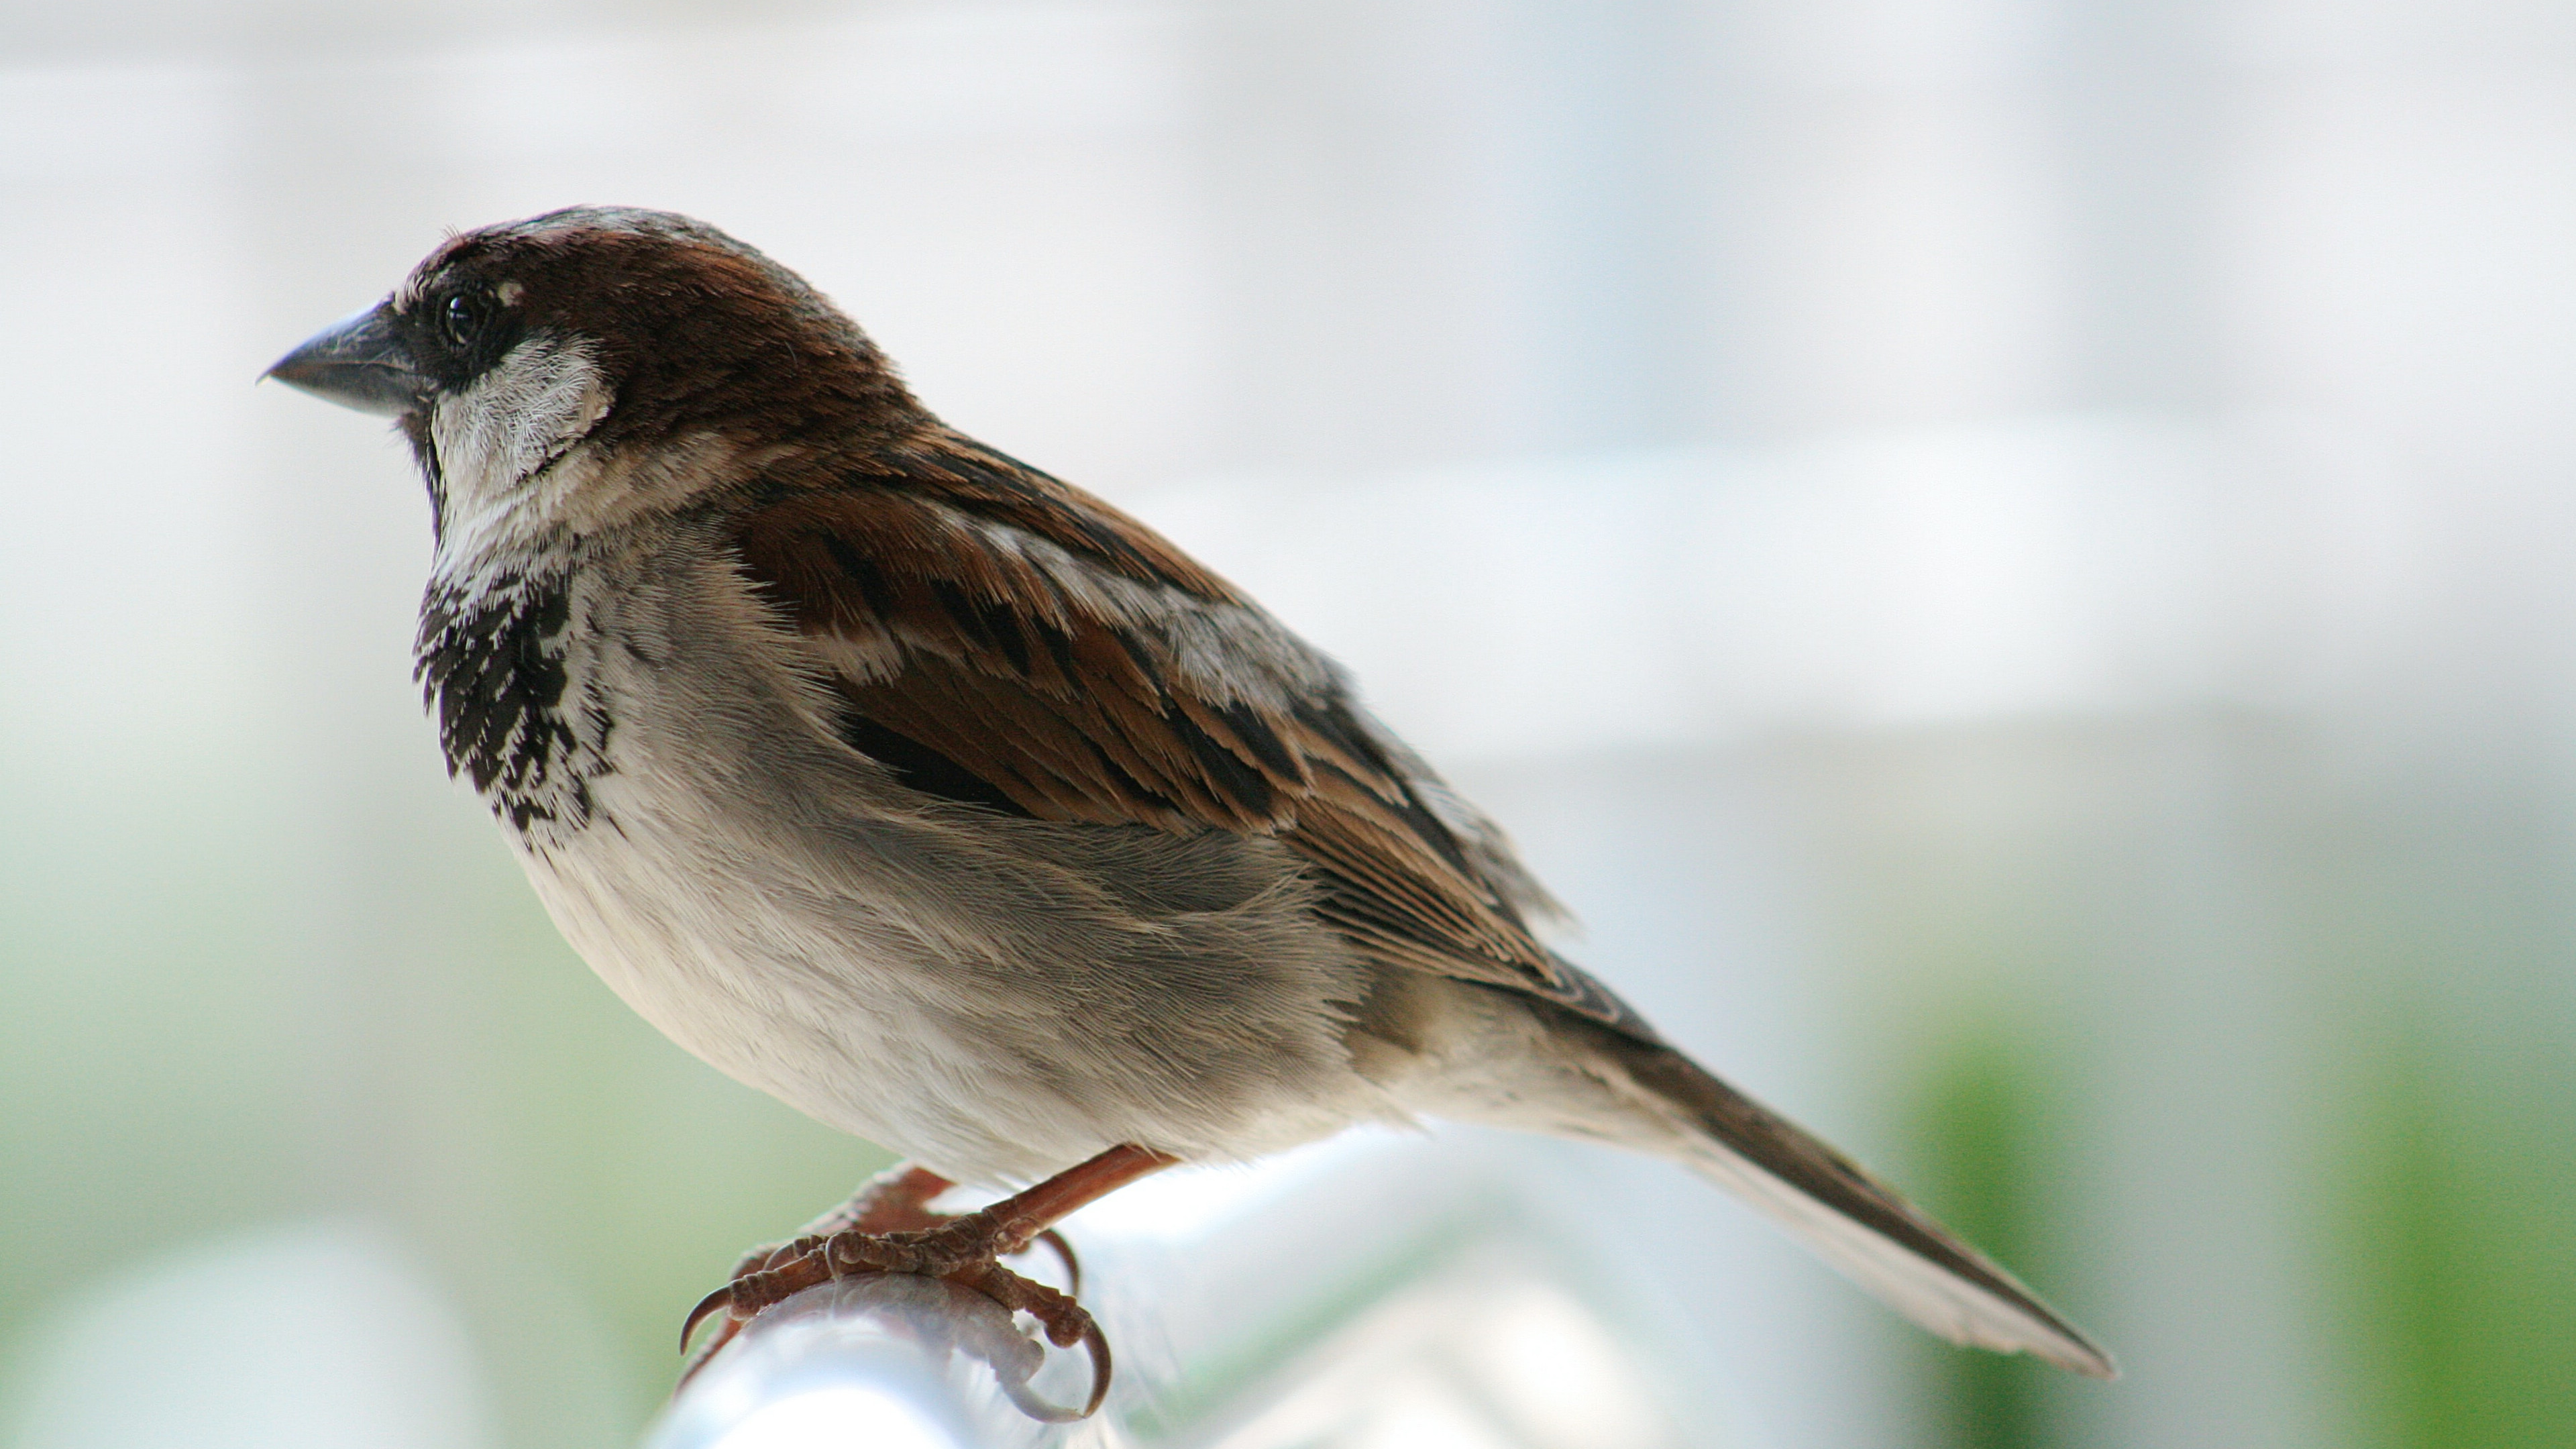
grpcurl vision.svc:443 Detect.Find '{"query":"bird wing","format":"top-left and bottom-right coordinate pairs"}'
top-left (728, 428), bottom-right (1655, 1038)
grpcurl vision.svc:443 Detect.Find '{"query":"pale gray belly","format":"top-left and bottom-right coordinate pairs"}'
top-left (514, 743), bottom-right (1403, 1186)
top-left (482, 545), bottom-right (1403, 1183)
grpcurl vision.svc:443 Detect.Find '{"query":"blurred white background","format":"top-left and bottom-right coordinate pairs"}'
top-left (5, 2), bottom-right (2575, 1446)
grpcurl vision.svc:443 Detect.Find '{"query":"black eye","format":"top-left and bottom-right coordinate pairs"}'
top-left (443, 292), bottom-right (486, 347)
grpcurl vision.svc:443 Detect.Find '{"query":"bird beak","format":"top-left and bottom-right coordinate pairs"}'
top-left (264, 301), bottom-right (428, 417)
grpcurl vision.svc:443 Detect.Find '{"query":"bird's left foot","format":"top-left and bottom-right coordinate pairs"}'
top-left (682, 1205), bottom-right (1102, 1360)
top-left (677, 1161), bottom-right (1081, 1375)
top-left (677, 1145), bottom-right (1179, 1419)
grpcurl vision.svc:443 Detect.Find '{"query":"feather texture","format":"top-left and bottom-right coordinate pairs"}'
top-left (728, 427), bottom-right (1660, 1040)
top-left (1611, 1034), bottom-right (2117, 1377)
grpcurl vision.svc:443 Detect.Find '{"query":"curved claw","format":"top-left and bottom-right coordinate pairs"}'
top-left (1030, 1228), bottom-right (1081, 1296)
top-left (680, 1283), bottom-right (737, 1354)
top-left (1077, 1316), bottom-right (1114, 1418)
top-left (674, 1311), bottom-right (746, 1391)
top-left (988, 1312), bottom-right (1114, 1423)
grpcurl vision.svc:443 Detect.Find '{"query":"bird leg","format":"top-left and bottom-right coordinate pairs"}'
top-left (678, 1144), bottom-right (1180, 1414)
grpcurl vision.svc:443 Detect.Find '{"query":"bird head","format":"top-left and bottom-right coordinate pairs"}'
top-left (266, 207), bottom-right (918, 561)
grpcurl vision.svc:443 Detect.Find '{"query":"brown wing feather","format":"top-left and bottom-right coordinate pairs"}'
top-left (730, 431), bottom-right (1646, 1034)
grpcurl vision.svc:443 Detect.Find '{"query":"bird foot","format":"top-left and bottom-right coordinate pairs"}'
top-left (677, 1168), bottom-right (1102, 1413)
top-left (676, 1146), bottom-right (1177, 1419)
top-left (687, 1208), bottom-right (1093, 1338)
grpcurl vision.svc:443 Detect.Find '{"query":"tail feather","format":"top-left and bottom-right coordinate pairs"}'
top-left (1619, 1038), bottom-right (2117, 1379)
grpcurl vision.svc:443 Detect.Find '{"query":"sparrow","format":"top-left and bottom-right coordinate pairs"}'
top-left (266, 207), bottom-right (2113, 1411)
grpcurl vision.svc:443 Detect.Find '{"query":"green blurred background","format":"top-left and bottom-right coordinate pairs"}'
top-left (5, 2), bottom-right (2574, 1446)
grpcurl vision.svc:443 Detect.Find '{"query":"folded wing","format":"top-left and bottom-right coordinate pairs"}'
top-left (728, 431), bottom-right (1654, 1039)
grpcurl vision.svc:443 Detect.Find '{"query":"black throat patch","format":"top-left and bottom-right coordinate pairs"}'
top-left (415, 571), bottom-right (608, 835)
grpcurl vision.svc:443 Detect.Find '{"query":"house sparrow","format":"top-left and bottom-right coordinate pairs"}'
top-left (267, 207), bottom-right (2113, 1409)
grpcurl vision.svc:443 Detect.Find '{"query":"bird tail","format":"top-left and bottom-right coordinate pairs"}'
top-left (1612, 1035), bottom-right (2117, 1379)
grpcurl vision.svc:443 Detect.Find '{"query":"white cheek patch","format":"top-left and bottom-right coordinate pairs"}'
top-left (430, 331), bottom-right (613, 505)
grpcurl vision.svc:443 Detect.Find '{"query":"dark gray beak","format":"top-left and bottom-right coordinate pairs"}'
top-left (264, 302), bottom-right (427, 417)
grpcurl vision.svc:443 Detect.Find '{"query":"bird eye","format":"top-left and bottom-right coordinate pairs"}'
top-left (443, 292), bottom-right (485, 347)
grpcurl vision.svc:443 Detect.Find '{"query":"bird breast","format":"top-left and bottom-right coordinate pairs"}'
top-left (431, 537), bottom-right (1403, 1184)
